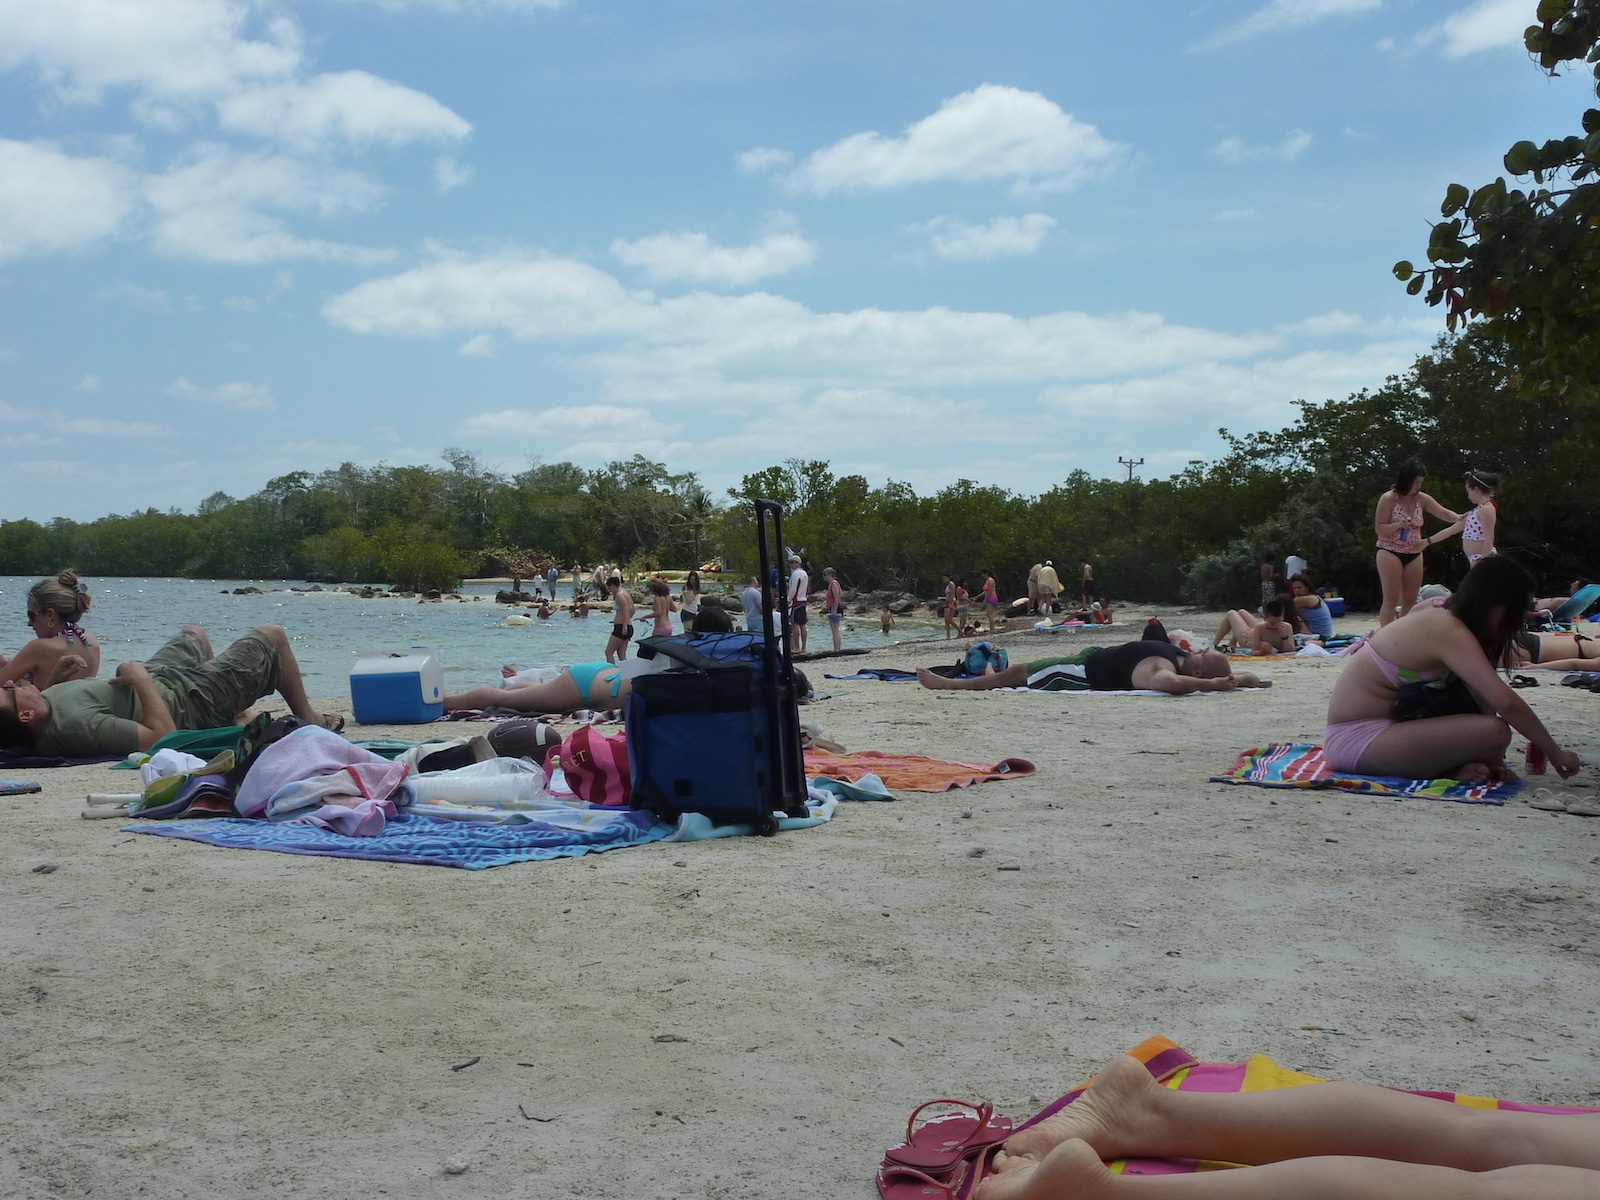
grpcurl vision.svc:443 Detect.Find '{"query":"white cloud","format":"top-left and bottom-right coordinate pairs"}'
top-left (1413, 0), bottom-right (1529, 59)
top-left (145, 145), bottom-right (392, 264)
top-left (434, 154), bottom-right (472, 193)
top-left (77, 374), bottom-right (103, 392)
top-left (610, 231), bottom-right (817, 286)
top-left (458, 333), bottom-right (495, 357)
top-left (738, 146), bottom-right (791, 174)
top-left (1198, 0), bottom-right (1381, 49)
top-left (340, 0), bottom-right (564, 10)
top-left (0, 139), bottom-right (134, 262)
top-left (1215, 129), bottom-right (1313, 165)
top-left (0, 0), bottom-right (303, 105)
top-left (912, 213), bottom-right (1055, 260)
top-left (786, 85), bottom-right (1122, 196)
top-left (218, 71), bottom-right (472, 147)
top-left (323, 251), bottom-right (1276, 393)
top-left (167, 376), bottom-right (278, 411)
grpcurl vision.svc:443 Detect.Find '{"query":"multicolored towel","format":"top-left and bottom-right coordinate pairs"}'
top-left (127, 809), bottom-right (670, 869)
top-left (804, 749), bottom-right (1035, 792)
top-left (1212, 742), bottom-right (1520, 805)
top-left (1077, 1039), bottom-right (1595, 1180)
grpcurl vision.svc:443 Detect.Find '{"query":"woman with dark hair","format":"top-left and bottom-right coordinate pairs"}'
top-left (678, 570), bottom-right (701, 633)
top-left (1424, 468), bottom-right (1500, 564)
top-left (1373, 457), bottom-right (1459, 625)
top-left (1325, 557), bottom-right (1580, 782)
top-left (1287, 574), bottom-right (1335, 640)
top-left (0, 570), bottom-right (100, 687)
top-left (646, 577), bottom-right (674, 638)
top-left (1213, 596), bottom-right (1299, 655)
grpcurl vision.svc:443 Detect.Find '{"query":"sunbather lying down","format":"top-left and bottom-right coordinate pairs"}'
top-left (445, 660), bottom-right (647, 714)
top-left (1514, 628), bottom-right (1600, 672)
top-left (975, 1052), bottom-right (1600, 1200)
top-left (917, 641), bottom-right (1263, 696)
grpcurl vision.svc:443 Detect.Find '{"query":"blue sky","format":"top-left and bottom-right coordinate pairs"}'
top-left (0, 0), bottom-right (1586, 521)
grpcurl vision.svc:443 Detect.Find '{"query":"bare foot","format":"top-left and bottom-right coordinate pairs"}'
top-left (1000, 1055), bottom-right (1167, 1165)
top-left (501, 664), bottom-right (519, 679)
top-left (916, 667), bottom-right (960, 690)
top-left (977, 1140), bottom-right (1114, 1200)
top-left (1451, 761), bottom-right (1493, 784)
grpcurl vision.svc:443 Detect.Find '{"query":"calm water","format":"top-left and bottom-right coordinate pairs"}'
top-left (0, 577), bottom-right (899, 695)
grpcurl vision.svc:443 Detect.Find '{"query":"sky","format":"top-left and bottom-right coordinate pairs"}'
top-left (0, 0), bottom-right (1590, 522)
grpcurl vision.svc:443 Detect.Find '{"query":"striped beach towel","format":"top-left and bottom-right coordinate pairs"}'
top-left (1211, 742), bottom-right (1519, 805)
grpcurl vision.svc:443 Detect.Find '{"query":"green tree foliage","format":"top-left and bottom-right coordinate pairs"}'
top-left (1396, 0), bottom-right (1600, 402)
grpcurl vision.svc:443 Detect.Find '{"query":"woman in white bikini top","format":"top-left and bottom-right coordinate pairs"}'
top-left (1425, 468), bottom-right (1500, 564)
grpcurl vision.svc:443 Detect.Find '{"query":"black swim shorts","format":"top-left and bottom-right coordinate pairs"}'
top-left (611, 622), bottom-right (634, 640)
top-left (790, 604), bottom-right (808, 626)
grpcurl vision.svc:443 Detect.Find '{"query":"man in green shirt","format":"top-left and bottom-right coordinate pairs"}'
top-left (0, 624), bottom-right (340, 758)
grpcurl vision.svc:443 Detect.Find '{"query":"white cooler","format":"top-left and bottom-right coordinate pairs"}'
top-left (350, 648), bottom-right (444, 724)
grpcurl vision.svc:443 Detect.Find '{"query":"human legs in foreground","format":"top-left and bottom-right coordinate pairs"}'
top-left (976, 1053), bottom-right (1600, 1200)
top-left (1354, 712), bottom-right (1514, 783)
top-left (916, 663), bottom-right (1031, 690)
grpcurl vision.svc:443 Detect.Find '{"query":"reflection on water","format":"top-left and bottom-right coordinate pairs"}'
top-left (0, 577), bottom-right (896, 692)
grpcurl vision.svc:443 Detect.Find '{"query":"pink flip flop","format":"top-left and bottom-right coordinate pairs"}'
top-left (883, 1099), bottom-right (1013, 1173)
top-left (876, 1156), bottom-right (982, 1200)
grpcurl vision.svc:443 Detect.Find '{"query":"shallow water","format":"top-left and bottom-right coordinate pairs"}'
top-left (0, 577), bottom-right (900, 694)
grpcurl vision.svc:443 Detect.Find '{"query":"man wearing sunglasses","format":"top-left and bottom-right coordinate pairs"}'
top-left (0, 624), bottom-right (341, 758)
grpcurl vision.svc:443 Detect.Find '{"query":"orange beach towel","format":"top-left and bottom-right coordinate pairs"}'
top-left (803, 748), bottom-right (1035, 792)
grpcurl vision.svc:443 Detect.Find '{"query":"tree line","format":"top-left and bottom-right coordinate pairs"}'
top-left (0, 331), bottom-right (1592, 609)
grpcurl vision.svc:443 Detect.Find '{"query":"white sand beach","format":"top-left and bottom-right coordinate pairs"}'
top-left (2, 614), bottom-right (1598, 1198)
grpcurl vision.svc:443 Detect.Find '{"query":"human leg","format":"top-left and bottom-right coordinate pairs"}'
top-left (988, 1054), bottom-right (1600, 1191)
top-left (916, 663), bottom-right (1030, 690)
top-left (1375, 550), bottom-right (1403, 626)
top-left (980, 1139), bottom-right (1599, 1200)
top-left (445, 671), bottom-right (585, 713)
top-left (248, 625), bottom-right (323, 726)
top-left (1397, 554), bottom-right (1425, 618)
top-left (1353, 713), bottom-right (1513, 782)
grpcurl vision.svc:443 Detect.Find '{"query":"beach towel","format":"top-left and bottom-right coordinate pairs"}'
top-left (823, 666), bottom-right (963, 683)
top-left (803, 748), bottom-right (1034, 792)
top-left (1211, 742), bottom-right (1520, 805)
top-left (884, 1035), bottom-right (1599, 1195)
top-left (0, 750), bottom-right (123, 768)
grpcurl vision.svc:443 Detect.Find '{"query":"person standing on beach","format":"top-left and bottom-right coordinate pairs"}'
top-left (823, 567), bottom-right (844, 651)
top-left (1080, 560), bottom-right (1097, 608)
top-left (1374, 457), bottom-right (1458, 625)
top-left (741, 576), bottom-right (764, 632)
top-left (1037, 560), bottom-right (1061, 614)
top-left (605, 577), bottom-right (635, 662)
top-left (545, 563), bottom-right (558, 597)
top-left (787, 554), bottom-right (810, 653)
top-left (1027, 562), bottom-right (1042, 615)
top-left (942, 574), bottom-right (959, 639)
top-left (982, 571), bottom-right (1000, 632)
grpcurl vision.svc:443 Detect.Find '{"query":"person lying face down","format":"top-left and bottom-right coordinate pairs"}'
top-left (916, 640), bottom-right (1263, 695)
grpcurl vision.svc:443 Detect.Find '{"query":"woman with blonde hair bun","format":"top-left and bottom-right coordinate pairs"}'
top-left (0, 570), bottom-right (100, 686)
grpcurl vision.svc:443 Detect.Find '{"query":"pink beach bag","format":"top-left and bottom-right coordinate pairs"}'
top-left (561, 728), bottom-right (632, 807)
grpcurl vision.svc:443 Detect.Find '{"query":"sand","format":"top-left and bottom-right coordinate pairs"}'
top-left (2, 611), bottom-right (1598, 1198)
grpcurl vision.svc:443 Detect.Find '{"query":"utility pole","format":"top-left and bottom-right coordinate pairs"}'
top-left (1117, 456), bottom-right (1145, 482)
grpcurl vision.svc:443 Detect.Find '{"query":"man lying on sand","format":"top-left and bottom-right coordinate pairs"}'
top-left (917, 641), bottom-right (1262, 695)
top-left (966, 1051), bottom-right (1600, 1200)
top-left (0, 624), bottom-right (339, 757)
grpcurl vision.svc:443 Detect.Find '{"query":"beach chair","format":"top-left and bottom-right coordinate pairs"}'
top-left (1532, 582), bottom-right (1600, 632)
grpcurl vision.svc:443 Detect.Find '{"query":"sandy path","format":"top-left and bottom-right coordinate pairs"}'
top-left (2, 616), bottom-right (1597, 1198)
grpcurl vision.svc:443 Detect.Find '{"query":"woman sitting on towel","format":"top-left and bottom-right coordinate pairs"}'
top-left (1287, 574), bottom-right (1334, 640)
top-left (970, 1051), bottom-right (1600, 1200)
top-left (1213, 597), bottom-right (1298, 655)
top-left (1324, 556), bottom-right (1580, 782)
top-left (0, 569), bottom-right (100, 687)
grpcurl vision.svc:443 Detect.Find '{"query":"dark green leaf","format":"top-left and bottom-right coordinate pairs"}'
top-left (1441, 183), bottom-right (1470, 215)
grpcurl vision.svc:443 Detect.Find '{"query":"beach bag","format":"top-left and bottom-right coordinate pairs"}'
top-left (961, 642), bottom-right (1009, 675)
top-left (1393, 675), bottom-right (1480, 722)
top-left (560, 727), bottom-right (631, 806)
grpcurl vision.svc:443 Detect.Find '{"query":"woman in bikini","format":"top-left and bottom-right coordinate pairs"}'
top-left (646, 577), bottom-right (674, 638)
top-left (1423, 468), bottom-right (1499, 565)
top-left (0, 570), bottom-right (100, 687)
top-left (448, 660), bottom-right (636, 715)
top-left (1374, 457), bottom-right (1459, 625)
top-left (1324, 556), bottom-right (1580, 782)
top-left (678, 570), bottom-right (702, 634)
top-left (1511, 629), bottom-right (1600, 672)
top-left (982, 571), bottom-right (1000, 632)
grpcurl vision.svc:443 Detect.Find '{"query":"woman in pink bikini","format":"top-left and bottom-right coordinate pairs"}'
top-left (1325, 557), bottom-right (1580, 782)
top-left (1373, 458), bottom-right (1459, 625)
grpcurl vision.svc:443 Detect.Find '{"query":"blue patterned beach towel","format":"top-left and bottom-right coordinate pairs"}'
top-left (1211, 742), bottom-right (1520, 805)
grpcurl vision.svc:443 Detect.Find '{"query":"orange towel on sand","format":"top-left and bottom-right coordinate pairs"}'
top-left (803, 749), bottom-right (1035, 792)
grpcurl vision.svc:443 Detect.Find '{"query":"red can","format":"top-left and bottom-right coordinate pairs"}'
top-left (1525, 742), bottom-right (1547, 775)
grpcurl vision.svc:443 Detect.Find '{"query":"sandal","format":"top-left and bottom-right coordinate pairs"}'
top-left (321, 712), bottom-right (347, 734)
top-left (1510, 675), bottom-right (1539, 689)
top-left (883, 1100), bottom-right (1011, 1172)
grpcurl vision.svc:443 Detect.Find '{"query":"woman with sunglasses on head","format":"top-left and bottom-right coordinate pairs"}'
top-left (0, 569), bottom-right (100, 687)
top-left (1423, 468), bottom-right (1500, 565)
